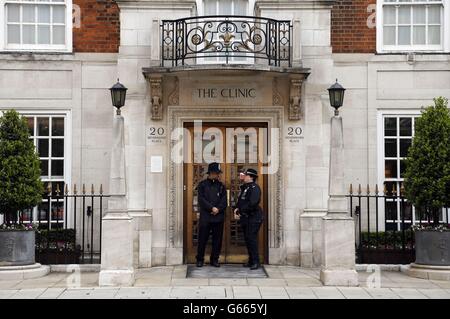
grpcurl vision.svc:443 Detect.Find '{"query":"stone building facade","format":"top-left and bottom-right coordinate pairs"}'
top-left (0, 0), bottom-right (449, 274)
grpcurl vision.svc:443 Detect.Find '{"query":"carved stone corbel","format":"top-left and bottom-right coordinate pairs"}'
top-left (289, 78), bottom-right (303, 121)
top-left (150, 76), bottom-right (163, 120)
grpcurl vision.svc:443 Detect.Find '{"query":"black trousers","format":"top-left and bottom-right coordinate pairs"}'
top-left (196, 221), bottom-right (224, 262)
top-left (240, 216), bottom-right (262, 265)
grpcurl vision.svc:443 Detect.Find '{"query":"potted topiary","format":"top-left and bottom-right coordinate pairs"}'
top-left (0, 110), bottom-right (43, 266)
top-left (404, 97), bottom-right (450, 266)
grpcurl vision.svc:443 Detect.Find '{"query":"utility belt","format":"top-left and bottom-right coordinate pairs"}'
top-left (240, 209), bottom-right (261, 218)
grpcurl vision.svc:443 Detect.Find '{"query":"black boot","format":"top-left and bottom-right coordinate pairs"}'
top-left (250, 264), bottom-right (260, 270)
top-left (210, 260), bottom-right (220, 267)
top-left (196, 260), bottom-right (204, 267)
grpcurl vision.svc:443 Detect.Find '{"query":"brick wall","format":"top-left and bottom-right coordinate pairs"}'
top-left (71, 0), bottom-right (377, 54)
top-left (73, 0), bottom-right (120, 53)
top-left (331, 0), bottom-right (376, 53)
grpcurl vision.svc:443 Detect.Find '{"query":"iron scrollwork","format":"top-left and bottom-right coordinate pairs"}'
top-left (161, 15), bottom-right (292, 67)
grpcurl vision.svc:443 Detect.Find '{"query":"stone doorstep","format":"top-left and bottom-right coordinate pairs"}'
top-left (0, 264), bottom-right (50, 281)
top-left (186, 264), bottom-right (268, 279)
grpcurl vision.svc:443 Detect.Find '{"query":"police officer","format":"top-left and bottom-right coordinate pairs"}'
top-left (196, 162), bottom-right (227, 268)
top-left (234, 168), bottom-right (263, 270)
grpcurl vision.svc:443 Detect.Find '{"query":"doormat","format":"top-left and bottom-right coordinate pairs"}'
top-left (186, 264), bottom-right (268, 278)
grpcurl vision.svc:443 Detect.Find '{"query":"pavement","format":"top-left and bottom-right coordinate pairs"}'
top-left (1, 265), bottom-right (450, 299)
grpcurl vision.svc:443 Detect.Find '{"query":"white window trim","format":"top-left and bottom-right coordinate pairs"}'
top-left (377, 110), bottom-right (418, 231)
top-left (376, 0), bottom-right (450, 53)
top-left (195, 0), bottom-right (255, 65)
top-left (377, 110), bottom-right (420, 199)
top-left (2, 109), bottom-right (73, 227)
top-left (196, 0), bottom-right (255, 16)
top-left (0, 0), bottom-right (73, 53)
top-left (376, 110), bottom-right (448, 229)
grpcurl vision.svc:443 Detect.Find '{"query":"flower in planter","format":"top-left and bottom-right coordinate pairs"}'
top-left (412, 224), bottom-right (449, 232)
top-left (0, 222), bottom-right (38, 231)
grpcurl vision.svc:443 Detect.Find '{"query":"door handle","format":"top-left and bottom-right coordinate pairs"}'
top-left (227, 189), bottom-right (231, 207)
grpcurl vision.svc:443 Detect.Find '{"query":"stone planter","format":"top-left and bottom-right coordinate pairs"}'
top-left (0, 230), bottom-right (35, 266)
top-left (415, 230), bottom-right (450, 266)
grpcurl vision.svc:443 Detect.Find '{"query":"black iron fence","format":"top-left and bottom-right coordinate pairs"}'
top-left (2, 183), bottom-right (108, 264)
top-left (161, 15), bottom-right (292, 67)
top-left (348, 183), bottom-right (449, 264)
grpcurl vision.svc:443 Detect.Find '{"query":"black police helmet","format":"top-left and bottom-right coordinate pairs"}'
top-left (244, 168), bottom-right (258, 179)
top-left (207, 162), bottom-right (222, 174)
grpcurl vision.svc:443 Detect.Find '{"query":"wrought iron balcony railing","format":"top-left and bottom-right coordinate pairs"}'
top-left (161, 15), bottom-right (292, 67)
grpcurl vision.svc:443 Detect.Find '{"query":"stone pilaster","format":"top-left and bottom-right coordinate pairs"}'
top-left (99, 114), bottom-right (135, 286)
top-left (320, 115), bottom-right (358, 286)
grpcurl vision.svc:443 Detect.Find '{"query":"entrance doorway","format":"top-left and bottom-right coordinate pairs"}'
top-left (183, 122), bottom-right (268, 264)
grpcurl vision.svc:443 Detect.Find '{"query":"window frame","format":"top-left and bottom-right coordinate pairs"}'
top-left (0, 0), bottom-right (73, 53)
top-left (376, 0), bottom-right (450, 53)
top-left (377, 110), bottom-right (448, 230)
top-left (196, 0), bottom-right (254, 16)
top-left (12, 109), bottom-right (72, 228)
top-left (196, 0), bottom-right (254, 65)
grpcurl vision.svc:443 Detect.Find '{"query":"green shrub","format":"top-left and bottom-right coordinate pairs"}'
top-left (404, 97), bottom-right (450, 226)
top-left (0, 110), bottom-right (43, 225)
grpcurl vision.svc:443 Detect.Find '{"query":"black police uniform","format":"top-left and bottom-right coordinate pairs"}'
top-left (196, 177), bottom-right (227, 264)
top-left (236, 181), bottom-right (263, 267)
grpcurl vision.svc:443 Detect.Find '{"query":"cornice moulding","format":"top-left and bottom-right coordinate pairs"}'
top-left (255, 0), bottom-right (336, 10)
top-left (116, 0), bottom-right (197, 10)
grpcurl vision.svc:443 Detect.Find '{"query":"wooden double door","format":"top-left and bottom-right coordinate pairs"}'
top-left (183, 122), bottom-right (268, 264)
